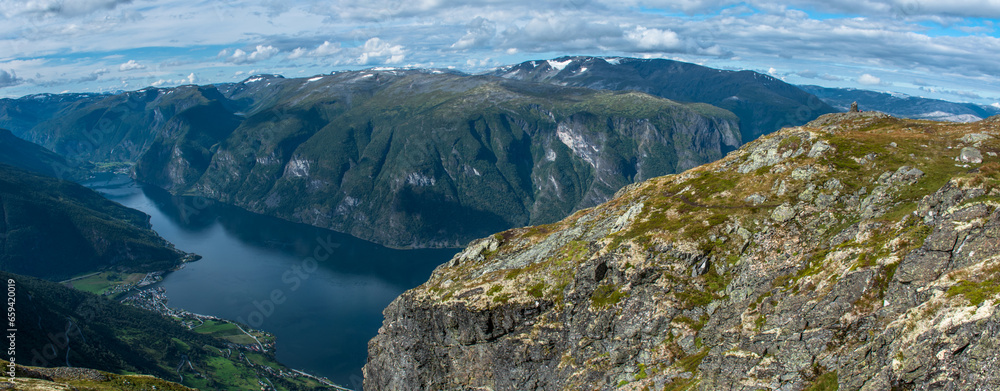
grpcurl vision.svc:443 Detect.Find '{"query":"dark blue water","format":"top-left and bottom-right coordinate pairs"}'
top-left (85, 174), bottom-right (458, 389)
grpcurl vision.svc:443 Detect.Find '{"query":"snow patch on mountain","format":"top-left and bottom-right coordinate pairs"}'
top-left (913, 111), bottom-right (982, 123)
top-left (547, 59), bottom-right (573, 71)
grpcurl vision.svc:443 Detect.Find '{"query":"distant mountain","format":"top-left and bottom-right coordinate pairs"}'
top-left (0, 127), bottom-right (86, 180)
top-left (2, 270), bottom-right (334, 390)
top-left (0, 87), bottom-right (251, 164)
top-left (2, 70), bottom-right (741, 248)
top-left (0, 164), bottom-right (185, 280)
top-left (490, 56), bottom-right (837, 142)
top-left (799, 85), bottom-right (1000, 122)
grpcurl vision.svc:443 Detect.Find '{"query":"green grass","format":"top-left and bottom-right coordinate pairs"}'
top-left (947, 268), bottom-right (1000, 306)
top-left (591, 284), bottom-right (627, 308)
top-left (676, 349), bottom-right (709, 373)
top-left (493, 292), bottom-right (511, 303)
top-left (66, 272), bottom-right (146, 295)
top-left (527, 282), bottom-right (547, 298)
top-left (192, 320), bottom-right (257, 345)
top-left (634, 363), bottom-right (648, 380)
top-left (663, 377), bottom-right (700, 391)
top-left (804, 371), bottom-right (839, 391)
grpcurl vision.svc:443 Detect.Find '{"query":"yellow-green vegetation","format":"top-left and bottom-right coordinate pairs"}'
top-left (3, 360), bottom-right (195, 391)
top-left (673, 314), bottom-right (710, 331)
top-left (591, 284), bottom-right (628, 308)
top-left (676, 349), bottom-right (709, 373)
top-left (494, 292), bottom-right (511, 303)
top-left (192, 320), bottom-right (258, 345)
top-left (184, 355), bottom-right (260, 390)
top-left (946, 262), bottom-right (1000, 306)
top-left (634, 363), bottom-right (648, 380)
top-left (662, 377), bottom-right (700, 391)
top-left (527, 282), bottom-right (547, 298)
top-left (804, 371), bottom-right (839, 391)
top-left (64, 271), bottom-right (146, 295)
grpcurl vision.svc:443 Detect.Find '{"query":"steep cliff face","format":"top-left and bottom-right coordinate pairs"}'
top-left (365, 113), bottom-right (1000, 390)
top-left (148, 71), bottom-right (741, 248)
top-left (1, 70), bottom-right (740, 248)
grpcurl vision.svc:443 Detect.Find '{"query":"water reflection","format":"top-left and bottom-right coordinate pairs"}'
top-left (85, 174), bottom-right (458, 388)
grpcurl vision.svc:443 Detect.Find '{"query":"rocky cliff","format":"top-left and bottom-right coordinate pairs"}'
top-left (178, 72), bottom-right (740, 248)
top-left (365, 112), bottom-right (1000, 390)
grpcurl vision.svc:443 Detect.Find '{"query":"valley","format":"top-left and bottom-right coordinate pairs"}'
top-left (0, 53), bottom-right (997, 391)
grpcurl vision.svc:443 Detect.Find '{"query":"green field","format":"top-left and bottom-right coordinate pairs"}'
top-left (193, 320), bottom-right (258, 345)
top-left (64, 271), bottom-right (146, 295)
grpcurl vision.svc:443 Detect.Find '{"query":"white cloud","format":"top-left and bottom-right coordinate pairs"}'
top-left (222, 45), bottom-right (279, 64)
top-left (3, 0), bottom-right (134, 17)
top-left (357, 37), bottom-right (405, 64)
top-left (626, 26), bottom-right (683, 51)
top-left (186, 73), bottom-right (197, 84)
top-left (992, 102), bottom-right (1000, 109)
top-left (314, 41), bottom-right (342, 56)
top-left (287, 41), bottom-right (342, 59)
top-left (451, 17), bottom-right (497, 50)
top-left (2, 0), bottom-right (999, 104)
top-left (118, 60), bottom-right (145, 71)
top-left (857, 73), bottom-right (884, 86)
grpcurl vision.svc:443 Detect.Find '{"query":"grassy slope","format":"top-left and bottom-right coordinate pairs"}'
top-left (0, 163), bottom-right (185, 280)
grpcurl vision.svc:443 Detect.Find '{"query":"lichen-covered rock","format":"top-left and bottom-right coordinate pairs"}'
top-left (959, 147), bottom-right (983, 164)
top-left (366, 113), bottom-right (1000, 390)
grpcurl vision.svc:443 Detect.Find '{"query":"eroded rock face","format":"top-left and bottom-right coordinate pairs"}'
top-left (366, 113), bottom-right (1000, 390)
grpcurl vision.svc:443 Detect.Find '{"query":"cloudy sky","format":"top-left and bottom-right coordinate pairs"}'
top-left (1, 0), bottom-right (998, 105)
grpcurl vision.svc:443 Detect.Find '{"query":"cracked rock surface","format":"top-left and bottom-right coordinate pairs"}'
top-left (366, 113), bottom-right (1000, 390)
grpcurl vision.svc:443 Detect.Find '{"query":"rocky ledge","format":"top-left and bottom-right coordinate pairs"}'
top-left (365, 113), bottom-right (1000, 390)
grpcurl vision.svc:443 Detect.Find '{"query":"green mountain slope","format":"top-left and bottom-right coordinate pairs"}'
top-left (3, 271), bottom-right (337, 390)
top-left (365, 113), bottom-right (1000, 390)
top-left (1, 69), bottom-right (742, 247)
top-left (0, 164), bottom-right (184, 280)
top-left (0, 128), bottom-right (85, 180)
top-left (0, 86), bottom-right (250, 164)
top-left (174, 72), bottom-right (739, 247)
top-left (491, 56), bottom-right (838, 143)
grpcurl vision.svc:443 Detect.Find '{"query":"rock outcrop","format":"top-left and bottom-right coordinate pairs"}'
top-left (365, 112), bottom-right (1000, 390)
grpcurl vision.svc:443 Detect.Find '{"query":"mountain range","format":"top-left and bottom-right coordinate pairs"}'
top-left (800, 85), bottom-right (1000, 123)
top-left (491, 56), bottom-right (838, 142)
top-left (0, 57), bottom-right (836, 247)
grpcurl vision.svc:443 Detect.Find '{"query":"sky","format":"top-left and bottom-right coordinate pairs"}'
top-left (1, 0), bottom-right (999, 106)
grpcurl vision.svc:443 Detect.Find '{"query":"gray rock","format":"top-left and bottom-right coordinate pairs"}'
top-left (771, 204), bottom-right (797, 223)
top-left (745, 194), bottom-right (768, 206)
top-left (958, 133), bottom-right (992, 146)
top-left (959, 147), bottom-right (983, 164)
